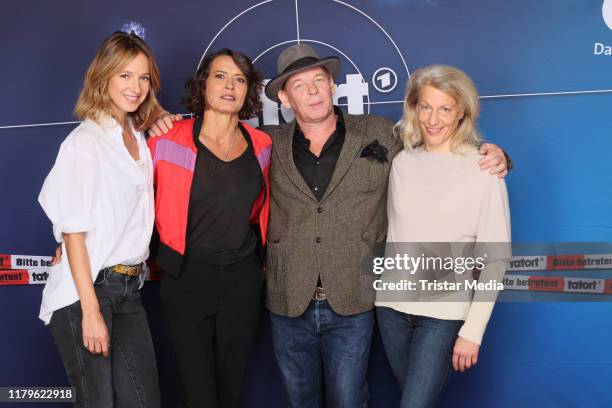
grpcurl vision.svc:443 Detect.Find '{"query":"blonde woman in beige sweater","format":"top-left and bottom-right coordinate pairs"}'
top-left (375, 65), bottom-right (511, 408)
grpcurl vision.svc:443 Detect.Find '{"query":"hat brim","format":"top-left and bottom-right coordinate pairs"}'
top-left (264, 56), bottom-right (341, 103)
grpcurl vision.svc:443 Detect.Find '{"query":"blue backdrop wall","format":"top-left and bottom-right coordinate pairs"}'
top-left (1, 1), bottom-right (612, 407)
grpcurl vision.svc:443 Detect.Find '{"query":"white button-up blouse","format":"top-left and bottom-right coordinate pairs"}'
top-left (38, 116), bottom-right (154, 324)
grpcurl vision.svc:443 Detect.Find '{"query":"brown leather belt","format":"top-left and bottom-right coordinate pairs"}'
top-left (312, 286), bottom-right (327, 301)
top-left (109, 264), bottom-right (143, 277)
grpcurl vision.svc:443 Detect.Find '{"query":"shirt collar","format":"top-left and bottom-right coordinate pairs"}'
top-left (92, 114), bottom-right (135, 145)
top-left (293, 106), bottom-right (345, 146)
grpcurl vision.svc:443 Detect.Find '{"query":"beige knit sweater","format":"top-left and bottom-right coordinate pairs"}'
top-left (375, 146), bottom-right (511, 345)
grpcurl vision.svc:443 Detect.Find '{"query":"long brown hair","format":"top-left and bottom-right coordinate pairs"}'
top-left (74, 31), bottom-right (161, 131)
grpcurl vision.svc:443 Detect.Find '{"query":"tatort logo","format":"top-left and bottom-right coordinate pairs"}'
top-left (195, 0), bottom-right (410, 127)
top-left (31, 271), bottom-right (49, 282)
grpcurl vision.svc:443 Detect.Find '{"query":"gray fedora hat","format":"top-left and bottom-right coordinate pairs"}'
top-left (264, 43), bottom-right (340, 102)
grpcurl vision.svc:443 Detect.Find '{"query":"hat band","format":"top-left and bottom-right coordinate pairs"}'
top-left (281, 56), bottom-right (321, 75)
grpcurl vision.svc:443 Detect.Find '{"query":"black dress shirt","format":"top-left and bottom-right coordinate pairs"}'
top-left (292, 107), bottom-right (346, 201)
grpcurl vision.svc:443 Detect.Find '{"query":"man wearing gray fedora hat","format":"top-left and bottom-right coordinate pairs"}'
top-left (261, 43), bottom-right (508, 407)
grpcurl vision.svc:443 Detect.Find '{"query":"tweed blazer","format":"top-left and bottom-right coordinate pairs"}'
top-left (262, 110), bottom-right (403, 317)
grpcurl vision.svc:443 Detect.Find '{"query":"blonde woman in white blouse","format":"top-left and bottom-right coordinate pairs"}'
top-left (375, 65), bottom-right (511, 408)
top-left (38, 32), bottom-right (162, 407)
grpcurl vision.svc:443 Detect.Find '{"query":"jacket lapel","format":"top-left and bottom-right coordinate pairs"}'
top-left (273, 121), bottom-right (318, 201)
top-left (321, 112), bottom-right (364, 202)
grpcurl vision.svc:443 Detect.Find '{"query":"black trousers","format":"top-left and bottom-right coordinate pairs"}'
top-left (160, 252), bottom-right (264, 408)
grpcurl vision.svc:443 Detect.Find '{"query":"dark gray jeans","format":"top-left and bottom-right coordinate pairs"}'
top-left (49, 268), bottom-right (160, 408)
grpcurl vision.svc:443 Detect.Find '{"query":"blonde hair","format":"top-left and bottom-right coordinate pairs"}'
top-left (74, 31), bottom-right (161, 131)
top-left (394, 65), bottom-right (481, 152)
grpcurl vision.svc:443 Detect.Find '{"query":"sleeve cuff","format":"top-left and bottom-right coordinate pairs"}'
top-left (52, 217), bottom-right (94, 242)
top-left (458, 324), bottom-right (484, 346)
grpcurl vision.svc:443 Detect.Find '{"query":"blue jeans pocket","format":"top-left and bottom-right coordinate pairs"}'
top-left (93, 270), bottom-right (107, 286)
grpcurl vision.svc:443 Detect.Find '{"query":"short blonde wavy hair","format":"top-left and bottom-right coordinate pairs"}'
top-left (74, 31), bottom-right (161, 131)
top-left (394, 65), bottom-right (481, 152)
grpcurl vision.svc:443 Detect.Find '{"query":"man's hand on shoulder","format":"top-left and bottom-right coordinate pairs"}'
top-left (478, 143), bottom-right (511, 179)
top-left (148, 111), bottom-right (183, 137)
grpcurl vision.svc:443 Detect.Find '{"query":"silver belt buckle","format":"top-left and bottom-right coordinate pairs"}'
top-left (312, 286), bottom-right (327, 301)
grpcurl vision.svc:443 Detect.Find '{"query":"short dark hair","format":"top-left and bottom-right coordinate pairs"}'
top-left (182, 48), bottom-right (262, 119)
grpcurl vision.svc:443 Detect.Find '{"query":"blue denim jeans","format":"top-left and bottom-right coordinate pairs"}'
top-left (49, 268), bottom-right (160, 408)
top-left (376, 306), bottom-right (463, 408)
top-left (270, 300), bottom-right (374, 408)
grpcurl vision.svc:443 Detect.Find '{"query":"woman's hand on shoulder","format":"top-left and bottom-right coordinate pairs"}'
top-left (452, 336), bottom-right (480, 372)
top-left (148, 111), bottom-right (183, 137)
top-left (478, 143), bottom-right (508, 178)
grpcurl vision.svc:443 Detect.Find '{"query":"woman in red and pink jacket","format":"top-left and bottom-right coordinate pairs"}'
top-left (147, 48), bottom-right (271, 408)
